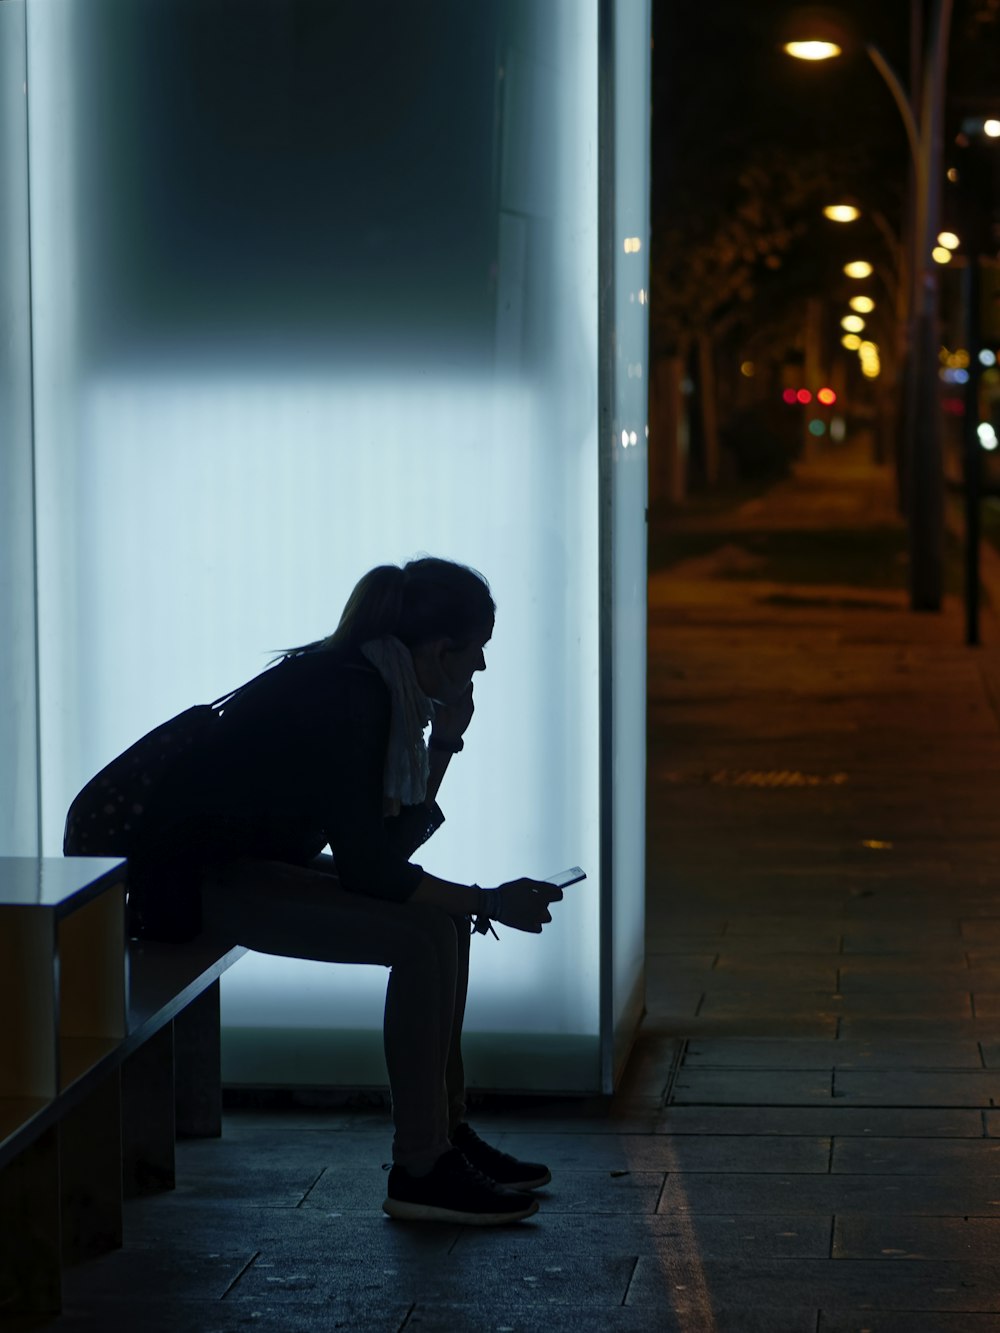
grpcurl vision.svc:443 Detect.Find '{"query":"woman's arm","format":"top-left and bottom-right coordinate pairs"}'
top-left (408, 871), bottom-right (480, 914)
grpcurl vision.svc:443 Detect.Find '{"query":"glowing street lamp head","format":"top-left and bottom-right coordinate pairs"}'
top-left (937, 231), bottom-right (960, 250)
top-left (931, 246), bottom-right (952, 265)
top-left (985, 119), bottom-right (1000, 138)
top-left (784, 40), bottom-right (842, 59)
top-left (844, 260), bottom-right (873, 279)
top-left (841, 314), bottom-right (865, 333)
top-left (842, 333), bottom-right (862, 350)
top-left (824, 204), bottom-right (860, 222)
top-left (849, 295), bottom-right (875, 313)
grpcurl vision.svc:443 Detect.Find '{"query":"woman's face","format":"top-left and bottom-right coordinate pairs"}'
top-left (413, 625), bottom-right (492, 705)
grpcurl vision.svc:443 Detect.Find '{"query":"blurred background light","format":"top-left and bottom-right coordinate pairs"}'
top-left (844, 261), bottom-right (873, 278)
top-left (849, 295), bottom-right (875, 314)
top-left (823, 204), bottom-right (860, 222)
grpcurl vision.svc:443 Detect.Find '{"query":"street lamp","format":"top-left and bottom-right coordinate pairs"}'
top-left (783, 2), bottom-right (956, 612)
top-left (823, 203), bottom-right (861, 221)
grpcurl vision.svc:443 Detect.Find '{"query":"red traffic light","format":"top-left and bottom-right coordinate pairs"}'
top-left (817, 387), bottom-right (837, 405)
top-left (782, 388), bottom-right (797, 404)
top-left (796, 388), bottom-right (812, 404)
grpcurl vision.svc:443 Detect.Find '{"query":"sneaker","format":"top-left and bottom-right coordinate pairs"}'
top-left (382, 1148), bottom-right (539, 1225)
top-left (451, 1123), bottom-right (552, 1191)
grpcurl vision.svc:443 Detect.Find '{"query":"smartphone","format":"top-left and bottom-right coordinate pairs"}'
top-left (544, 866), bottom-right (586, 888)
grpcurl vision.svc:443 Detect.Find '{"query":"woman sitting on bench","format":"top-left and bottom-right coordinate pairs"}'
top-left (70, 557), bottom-right (563, 1226)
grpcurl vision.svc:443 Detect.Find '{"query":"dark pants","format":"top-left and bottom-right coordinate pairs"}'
top-left (201, 854), bottom-right (470, 1171)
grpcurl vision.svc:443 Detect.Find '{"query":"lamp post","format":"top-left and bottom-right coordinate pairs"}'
top-left (784, 1), bottom-right (955, 611)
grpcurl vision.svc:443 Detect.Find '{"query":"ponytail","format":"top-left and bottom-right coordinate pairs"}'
top-left (276, 556), bottom-right (494, 660)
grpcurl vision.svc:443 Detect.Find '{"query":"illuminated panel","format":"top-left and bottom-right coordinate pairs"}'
top-left (0, 1), bottom-right (38, 856)
top-left (607, 0), bottom-right (650, 1089)
top-left (26, 0), bottom-right (608, 1089)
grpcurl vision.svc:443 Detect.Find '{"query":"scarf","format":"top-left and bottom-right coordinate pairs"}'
top-left (360, 636), bottom-right (434, 817)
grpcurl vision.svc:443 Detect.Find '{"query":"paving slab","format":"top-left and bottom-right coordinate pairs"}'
top-left (681, 1039), bottom-right (983, 1070)
top-left (626, 1256), bottom-right (1000, 1310)
top-left (832, 1071), bottom-right (1000, 1107)
top-left (492, 1131), bottom-right (831, 1173)
top-left (833, 1214), bottom-right (1000, 1261)
top-left (670, 1070), bottom-right (835, 1105)
top-left (656, 1106), bottom-right (983, 1137)
top-left (820, 1313), bottom-right (1000, 1331)
top-left (832, 1137), bottom-right (1000, 1175)
top-left (405, 1304), bottom-right (819, 1333)
top-left (658, 1172), bottom-right (1000, 1216)
top-left (227, 1250), bottom-right (638, 1306)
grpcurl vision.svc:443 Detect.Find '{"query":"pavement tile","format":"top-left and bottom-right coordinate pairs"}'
top-left (493, 1131), bottom-right (830, 1173)
top-left (670, 1070), bottom-right (834, 1105)
top-left (832, 1071), bottom-right (1000, 1107)
top-left (681, 1039), bottom-right (982, 1070)
top-left (626, 1256), bottom-right (1000, 1310)
top-left (16, 1300), bottom-right (412, 1332)
top-left (819, 1314), bottom-right (1000, 1332)
top-left (656, 1107), bottom-right (983, 1137)
top-left (56, 1249), bottom-right (254, 1303)
top-left (832, 1137), bottom-right (1000, 1175)
top-left (228, 1250), bottom-right (638, 1305)
top-left (833, 1214), bottom-right (1000, 1261)
top-left (449, 1211), bottom-right (831, 1259)
top-left (405, 1304), bottom-right (819, 1332)
top-left (657, 1172), bottom-right (1000, 1216)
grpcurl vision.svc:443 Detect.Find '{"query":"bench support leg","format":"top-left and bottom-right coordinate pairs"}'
top-left (0, 1126), bottom-right (62, 1314)
top-left (60, 1071), bottom-right (123, 1266)
top-left (174, 980), bottom-right (223, 1138)
top-left (122, 1021), bottom-right (176, 1196)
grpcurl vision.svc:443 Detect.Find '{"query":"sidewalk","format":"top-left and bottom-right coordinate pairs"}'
top-left (644, 442), bottom-right (1000, 1326)
top-left (43, 444), bottom-right (1000, 1330)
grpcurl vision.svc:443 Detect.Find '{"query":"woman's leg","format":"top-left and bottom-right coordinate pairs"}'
top-left (201, 857), bottom-right (459, 1172)
top-left (445, 918), bottom-right (471, 1136)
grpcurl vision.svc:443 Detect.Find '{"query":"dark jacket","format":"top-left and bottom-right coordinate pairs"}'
top-left (76, 648), bottom-right (443, 940)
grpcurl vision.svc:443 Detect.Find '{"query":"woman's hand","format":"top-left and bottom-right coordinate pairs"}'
top-left (492, 878), bottom-right (563, 933)
top-left (431, 682), bottom-right (475, 748)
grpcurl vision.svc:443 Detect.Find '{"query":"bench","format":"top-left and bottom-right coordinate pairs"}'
top-left (0, 856), bottom-right (246, 1316)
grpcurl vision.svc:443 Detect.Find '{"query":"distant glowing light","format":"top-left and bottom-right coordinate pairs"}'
top-left (941, 367), bottom-right (970, 384)
top-left (740, 361), bottom-right (755, 378)
top-left (621, 429), bottom-right (628, 447)
top-left (932, 246), bottom-right (952, 265)
top-left (979, 422), bottom-right (999, 450)
top-left (842, 314), bottom-right (865, 333)
top-left (938, 231), bottom-right (960, 250)
top-left (844, 261), bottom-right (873, 279)
top-left (830, 416), bottom-right (846, 442)
top-left (629, 430), bottom-right (637, 445)
top-left (623, 237), bottom-right (642, 254)
top-left (808, 419), bottom-right (826, 436)
top-left (842, 334), bottom-right (863, 350)
top-left (796, 388), bottom-right (812, 404)
top-left (859, 340), bottom-right (881, 379)
top-left (638, 288), bottom-right (647, 304)
top-left (985, 120), bottom-right (1000, 138)
top-left (824, 204), bottom-right (860, 222)
top-left (817, 387), bottom-right (837, 406)
top-left (980, 349), bottom-right (997, 367)
top-left (782, 388), bottom-right (797, 404)
top-left (947, 167), bottom-right (959, 182)
top-left (784, 40), bottom-right (841, 60)
top-left (850, 295), bottom-right (875, 314)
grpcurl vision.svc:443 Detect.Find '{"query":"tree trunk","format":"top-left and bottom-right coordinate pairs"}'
top-left (696, 332), bottom-right (719, 487)
top-left (650, 352), bottom-right (687, 504)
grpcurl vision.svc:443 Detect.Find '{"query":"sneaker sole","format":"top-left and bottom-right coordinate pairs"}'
top-left (503, 1169), bottom-right (551, 1191)
top-left (382, 1196), bottom-right (539, 1225)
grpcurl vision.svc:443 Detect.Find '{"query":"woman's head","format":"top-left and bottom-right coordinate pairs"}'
top-left (337, 558), bottom-right (495, 653)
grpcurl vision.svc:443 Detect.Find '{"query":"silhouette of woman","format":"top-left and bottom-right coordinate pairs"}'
top-left (68, 557), bottom-right (562, 1224)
